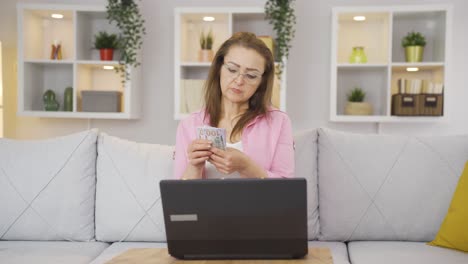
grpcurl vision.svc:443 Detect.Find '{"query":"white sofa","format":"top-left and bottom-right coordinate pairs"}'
top-left (0, 128), bottom-right (467, 264)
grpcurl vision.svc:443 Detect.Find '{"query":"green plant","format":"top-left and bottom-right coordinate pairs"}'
top-left (199, 29), bottom-right (214, 50)
top-left (347, 87), bottom-right (366, 102)
top-left (93, 31), bottom-right (119, 49)
top-left (265, 0), bottom-right (297, 78)
top-left (401, 31), bottom-right (426, 47)
top-left (106, 0), bottom-right (146, 79)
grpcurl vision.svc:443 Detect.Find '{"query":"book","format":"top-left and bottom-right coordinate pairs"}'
top-left (196, 126), bottom-right (226, 150)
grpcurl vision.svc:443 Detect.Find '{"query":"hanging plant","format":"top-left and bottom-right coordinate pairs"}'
top-left (106, 0), bottom-right (146, 80)
top-left (265, 0), bottom-right (297, 79)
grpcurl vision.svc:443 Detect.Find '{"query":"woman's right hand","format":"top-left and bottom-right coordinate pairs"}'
top-left (182, 139), bottom-right (212, 179)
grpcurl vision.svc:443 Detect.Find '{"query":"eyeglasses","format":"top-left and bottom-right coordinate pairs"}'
top-left (222, 63), bottom-right (262, 84)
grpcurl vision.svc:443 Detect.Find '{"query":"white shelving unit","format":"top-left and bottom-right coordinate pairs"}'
top-left (330, 5), bottom-right (452, 122)
top-left (17, 3), bottom-right (141, 119)
top-left (174, 7), bottom-right (287, 120)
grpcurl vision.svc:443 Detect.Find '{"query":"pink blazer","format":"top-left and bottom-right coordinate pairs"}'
top-left (174, 108), bottom-right (295, 179)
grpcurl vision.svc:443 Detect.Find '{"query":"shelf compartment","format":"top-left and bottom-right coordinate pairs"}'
top-left (232, 12), bottom-right (274, 39)
top-left (392, 11), bottom-right (446, 63)
top-left (181, 65), bottom-right (210, 79)
top-left (23, 62), bottom-right (73, 111)
top-left (76, 10), bottom-right (120, 61)
top-left (391, 65), bottom-right (444, 95)
top-left (336, 66), bottom-right (388, 116)
top-left (179, 12), bottom-right (229, 63)
top-left (76, 62), bottom-right (124, 113)
top-left (179, 79), bottom-right (205, 115)
top-left (22, 9), bottom-right (74, 60)
top-left (337, 12), bottom-right (390, 64)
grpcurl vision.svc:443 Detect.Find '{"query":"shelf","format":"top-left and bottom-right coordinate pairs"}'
top-left (338, 63), bottom-right (388, 68)
top-left (178, 12), bottom-right (229, 63)
top-left (77, 60), bottom-right (121, 65)
top-left (175, 7), bottom-right (286, 120)
top-left (22, 62), bottom-right (73, 112)
top-left (391, 62), bottom-right (444, 70)
top-left (181, 62), bottom-right (212, 67)
top-left (330, 5), bottom-right (451, 122)
top-left (331, 115), bottom-right (447, 123)
top-left (337, 67), bottom-right (388, 116)
top-left (76, 10), bottom-right (120, 61)
top-left (336, 12), bottom-right (390, 64)
top-left (18, 3), bottom-right (141, 119)
top-left (24, 59), bottom-right (74, 64)
top-left (18, 110), bottom-right (132, 119)
top-left (21, 9), bottom-right (74, 60)
top-left (76, 63), bottom-right (124, 113)
top-left (232, 13), bottom-right (274, 40)
top-left (392, 11), bottom-right (447, 63)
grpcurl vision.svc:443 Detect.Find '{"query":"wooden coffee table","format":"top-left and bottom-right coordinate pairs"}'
top-left (105, 247), bottom-right (333, 264)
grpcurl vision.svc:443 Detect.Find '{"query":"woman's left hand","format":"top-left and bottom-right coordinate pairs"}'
top-left (208, 147), bottom-right (248, 175)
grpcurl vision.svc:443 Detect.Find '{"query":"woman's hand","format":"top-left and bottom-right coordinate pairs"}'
top-left (208, 147), bottom-right (267, 179)
top-left (208, 147), bottom-right (248, 175)
top-left (187, 139), bottom-right (212, 166)
top-left (182, 139), bottom-right (212, 179)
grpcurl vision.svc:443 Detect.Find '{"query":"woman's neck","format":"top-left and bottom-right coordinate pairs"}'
top-left (221, 100), bottom-right (248, 121)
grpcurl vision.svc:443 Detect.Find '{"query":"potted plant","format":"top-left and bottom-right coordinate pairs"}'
top-left (198, 29), bottom-right (214, 62)
top-left (94, 31), bottom-right (119, 61)
top-left (106, 0), bottom-right (146, 78)
top-left (345, 87), bottom-right (373, 115)
top-left (401, 31), bottom-right (426, 62)
top-left (265, 0), bottom-right (297, 78)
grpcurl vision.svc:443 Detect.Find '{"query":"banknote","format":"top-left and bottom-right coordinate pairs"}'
top-left (196, 126), bottom-right (226, 150)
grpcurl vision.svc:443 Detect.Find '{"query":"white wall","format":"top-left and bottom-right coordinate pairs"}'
top-left (2, 0), bottom-right (468, 144)
top-left (0, 42), bottom-right (3, 137)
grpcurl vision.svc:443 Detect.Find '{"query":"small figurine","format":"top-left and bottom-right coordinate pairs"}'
top-left (63, 87), bottom-right (73, 111)
top-left (50, 40), bottom-right (62, 60)
top-left (43, 89), bottom-right (60, 111)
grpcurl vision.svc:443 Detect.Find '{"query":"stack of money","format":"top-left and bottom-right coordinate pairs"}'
top-left (197, 126), bottom-right (226, 150)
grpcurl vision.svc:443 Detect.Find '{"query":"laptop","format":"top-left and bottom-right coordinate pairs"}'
top-left (159, 178), bottom-right (308, 260)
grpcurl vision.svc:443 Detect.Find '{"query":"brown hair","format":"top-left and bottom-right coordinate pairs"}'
top-left (203, 32), bottom-right (275, 142)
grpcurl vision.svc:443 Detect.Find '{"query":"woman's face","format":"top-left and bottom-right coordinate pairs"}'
top-left (220, 46), bottom-right (265, 106)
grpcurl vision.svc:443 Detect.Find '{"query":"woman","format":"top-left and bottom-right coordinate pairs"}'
top-left (174, 32), bottom-right (294, 179)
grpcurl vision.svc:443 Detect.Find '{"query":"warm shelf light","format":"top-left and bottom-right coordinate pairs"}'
top-left (406, 67), bottom-right (419, 72)
top-left (51, 13), bottom-right (64, 19)
top-left (103, 65), bottom-right (114, 70)
top-left (203, 16), bottom-right (215, 22)
top-left (353, 16), bottom-right (366, 21)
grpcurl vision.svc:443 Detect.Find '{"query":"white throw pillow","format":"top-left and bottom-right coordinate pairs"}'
top-left (0, 130), bottom-right (98, 241)
top-left (95, 133), bottom-right (174, 242)
top-left (318, 128), bottom-right (468, 241)
top-left (294, 129), bottom-right (319, 239)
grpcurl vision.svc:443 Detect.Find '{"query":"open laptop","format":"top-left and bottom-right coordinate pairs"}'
top-left (159, 178), bottom-right (308, 260)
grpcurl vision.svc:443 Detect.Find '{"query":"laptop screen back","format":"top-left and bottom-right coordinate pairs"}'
top-left (160, 178), bottom-right (308, 259)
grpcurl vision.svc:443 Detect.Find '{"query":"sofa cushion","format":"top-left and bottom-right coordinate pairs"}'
top-left (89, 241), bottom-right (349, 264)
top-left (0, 130), bottom-right (98, 241)
top-left (348, 241), bottom-right (468, 264)
top-left (294, 129), bottom-right (319, 239)
top-left (0, 241), bottom-right (109, 264)
top-left (318, 128), bottom-right (468, 241)
top-left (429, 161), bottom-right (468, 252)
top-left (95, 133), bottom-right (174, 242)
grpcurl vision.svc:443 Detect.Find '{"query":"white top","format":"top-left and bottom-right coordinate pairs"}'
top-left (205, 141), bottom-right (243, 179)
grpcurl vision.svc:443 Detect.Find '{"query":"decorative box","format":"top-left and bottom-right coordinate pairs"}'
top-left (392, 94), bottom-right (420, 116)
top-left (392, 94), bottom-right (443, 116)
top-left (81, 90), bottom-right (122, 112)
